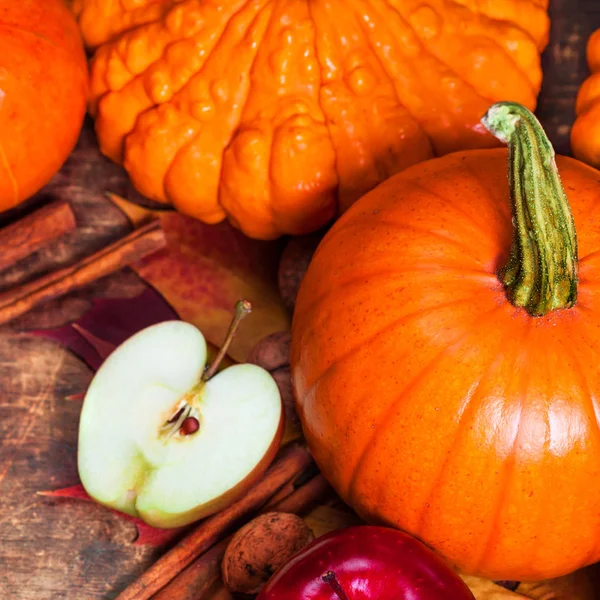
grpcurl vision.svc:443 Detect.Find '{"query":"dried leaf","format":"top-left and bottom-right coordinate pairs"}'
top-left (461, 576), bottom-right (531, 600)
top-left (71, 323), bottom-right (117, 361)
top-left (32, 289), bottom-right (178, 369)
top-left (129, 213), bottom-right (290, 362)
top-left (38, 484), bottom-right (91, 501)
top-left (517, 563), bottom-right (600, 600)
top-left (105, 192), bottom-right (162, 227)
top-left (302, 505), bottom-right (363, 539)
top-left (38, 484), bottom-right (189, 547)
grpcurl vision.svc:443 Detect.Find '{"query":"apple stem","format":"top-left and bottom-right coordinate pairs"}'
top-left (202, 299), bottom-right (252, 381)
top-left (322, 571), bottom-right (350, 600)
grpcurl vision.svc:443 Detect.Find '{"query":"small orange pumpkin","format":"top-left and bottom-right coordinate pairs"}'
top-left (291, 102), bottom-right (600, 581)
top-left (572, 29), bottom-right (600, 168)
top-left (0, 0), bottom-right (88, 211)
top-left (72, 0), bottom-right (549, 239)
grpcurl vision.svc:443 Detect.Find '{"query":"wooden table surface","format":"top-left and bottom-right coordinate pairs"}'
top-left (2, 2), bottom-right (600, 598)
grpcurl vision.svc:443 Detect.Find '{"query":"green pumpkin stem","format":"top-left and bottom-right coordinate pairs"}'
top-left (481, 102), bottom-right (578, 316)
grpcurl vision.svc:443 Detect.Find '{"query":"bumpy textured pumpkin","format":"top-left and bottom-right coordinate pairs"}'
top-left (0, 0), bottom-right (88, 211)
top-left (572, 29), bottom-right (600, 168)
top-left (72, 0), bottom-right (549, 239)
top-left (291, 102), bottom-right (600, 581)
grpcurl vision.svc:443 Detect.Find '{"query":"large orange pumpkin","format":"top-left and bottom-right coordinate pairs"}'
top-left (0, 0), bottom-right (88, 211)
top-left (290, 102), bottom-right (600, 581)
top-left (71, 0), bottom-right (549, 239)
top-left (572, 28), bottom-right (600, 168)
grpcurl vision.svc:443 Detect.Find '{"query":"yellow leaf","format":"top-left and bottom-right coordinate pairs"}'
top-left (462, 577), bottom-right (531, 600)
top-left (106, 192), bottom-right (158, 227)
top-left (303, 505), bottom-right (363, 538)
top-left (130, 214), bottom-right (290, 362)
top-left (517, 563), bottom-right (600, 600)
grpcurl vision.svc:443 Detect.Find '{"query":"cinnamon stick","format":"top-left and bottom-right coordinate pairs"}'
top-left (0, 219), bottom-right (165, 325)
top-left (0, 199), bottom-right (76, 272)
top-left (116, 444), bottom-right (313, 600)
top-left (154, 473), bottom-right (331, 600)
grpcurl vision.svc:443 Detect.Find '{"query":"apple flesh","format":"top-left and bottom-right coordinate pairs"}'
top-left (77, 320), bottom-right (283, 528)
top-left (257, 525), bottom-right (475, 600)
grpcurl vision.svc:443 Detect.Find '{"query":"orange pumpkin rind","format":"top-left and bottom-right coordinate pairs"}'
top-left (72, 0), bottom-right (550, 239)
top-left (572, 29), bottom-right (600, 169)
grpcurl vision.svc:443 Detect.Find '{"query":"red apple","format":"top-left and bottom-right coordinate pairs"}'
top-left (256, 526), bottom-right (474, 599)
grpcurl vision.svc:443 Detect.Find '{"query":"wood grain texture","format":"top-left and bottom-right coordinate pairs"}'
top-left (1, 3), bottom-right (600, 598)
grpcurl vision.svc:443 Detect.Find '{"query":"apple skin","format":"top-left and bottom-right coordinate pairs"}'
top-left (256, 526), bottom-right (475, 600)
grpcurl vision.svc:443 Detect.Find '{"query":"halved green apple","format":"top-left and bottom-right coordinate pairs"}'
top-left (77, 308), bottom-right (283, 529)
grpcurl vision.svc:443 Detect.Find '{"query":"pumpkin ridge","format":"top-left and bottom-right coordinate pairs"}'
top-left (412, 322), bottom-right (519, 542)
top-left (447, 6), bottom-right (540, 97)
top-left (349, 0), bottom-right (427, 140)
top-left (304, 0), bottom-right (341, 217)
top-left (343, 301), bottom-right (507, 503)
top-left (299, 295), bottom-right (484, 398)
top-left (295, 267), bottom-right (495, 331)
top-left (222, 0), bottom-right (312, 232)
top-left (303, 0), bottom-right (339, 182)
top-left (405, 176), bottom-right (504, 246)
top-left (579, 248), bottom-right (600, 266)
top-left (461, 158), bottom-right (513, 230)
top-left (543, 339), bottom-right (600, 568)
top-left (215, 0), bottom-right (278, 220)
top-left (382, 222), bottom-right (486, 265)
top-left (350, 0), bottom-right (446, 149)
top-left (413, 2), bottom-right (522, 105)
top-left (111, 1), bottom-right (252, 171)
top-left (381, 0), bottom-right (502, 107)
top-left (578, 186), bottom-right (600, 226)
top-left (97, 1), bottom-right (247, 99)
top-left (449, 0), bottom-right (549, 53)
top-left (75, 0), bottom-right (172, 49)
top-left (163, 0), bottom-right (275, 216)
top-left (462, 319), bottom-right (533, 574)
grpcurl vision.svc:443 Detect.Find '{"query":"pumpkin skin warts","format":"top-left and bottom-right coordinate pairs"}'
top-left (72, 0), bottom-right (549, 239)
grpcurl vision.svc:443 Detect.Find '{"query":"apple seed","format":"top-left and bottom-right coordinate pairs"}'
top-left (180, 416), bottom-right (200, 436)
top-left (167, 406), bottom-right (185, 424)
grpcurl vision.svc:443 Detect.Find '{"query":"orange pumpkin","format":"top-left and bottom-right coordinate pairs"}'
top-left (290, 102), bottom-right (600, 581)
top-left (72, 0), bottom-right (549, 240)
top-left (0, 0), bottom-right (88, 211)
top-left (572, 29), bottom-right (600, 168)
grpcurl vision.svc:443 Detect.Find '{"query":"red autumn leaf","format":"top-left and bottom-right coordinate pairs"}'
top-left (32, 288), bottom-right (179, 369)
top-left (38, 485), bottom-right (189, 547)
top-left (129, 214), bottom-right (291, 363)
top-left (33, 290), bottom-right (191, 546)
